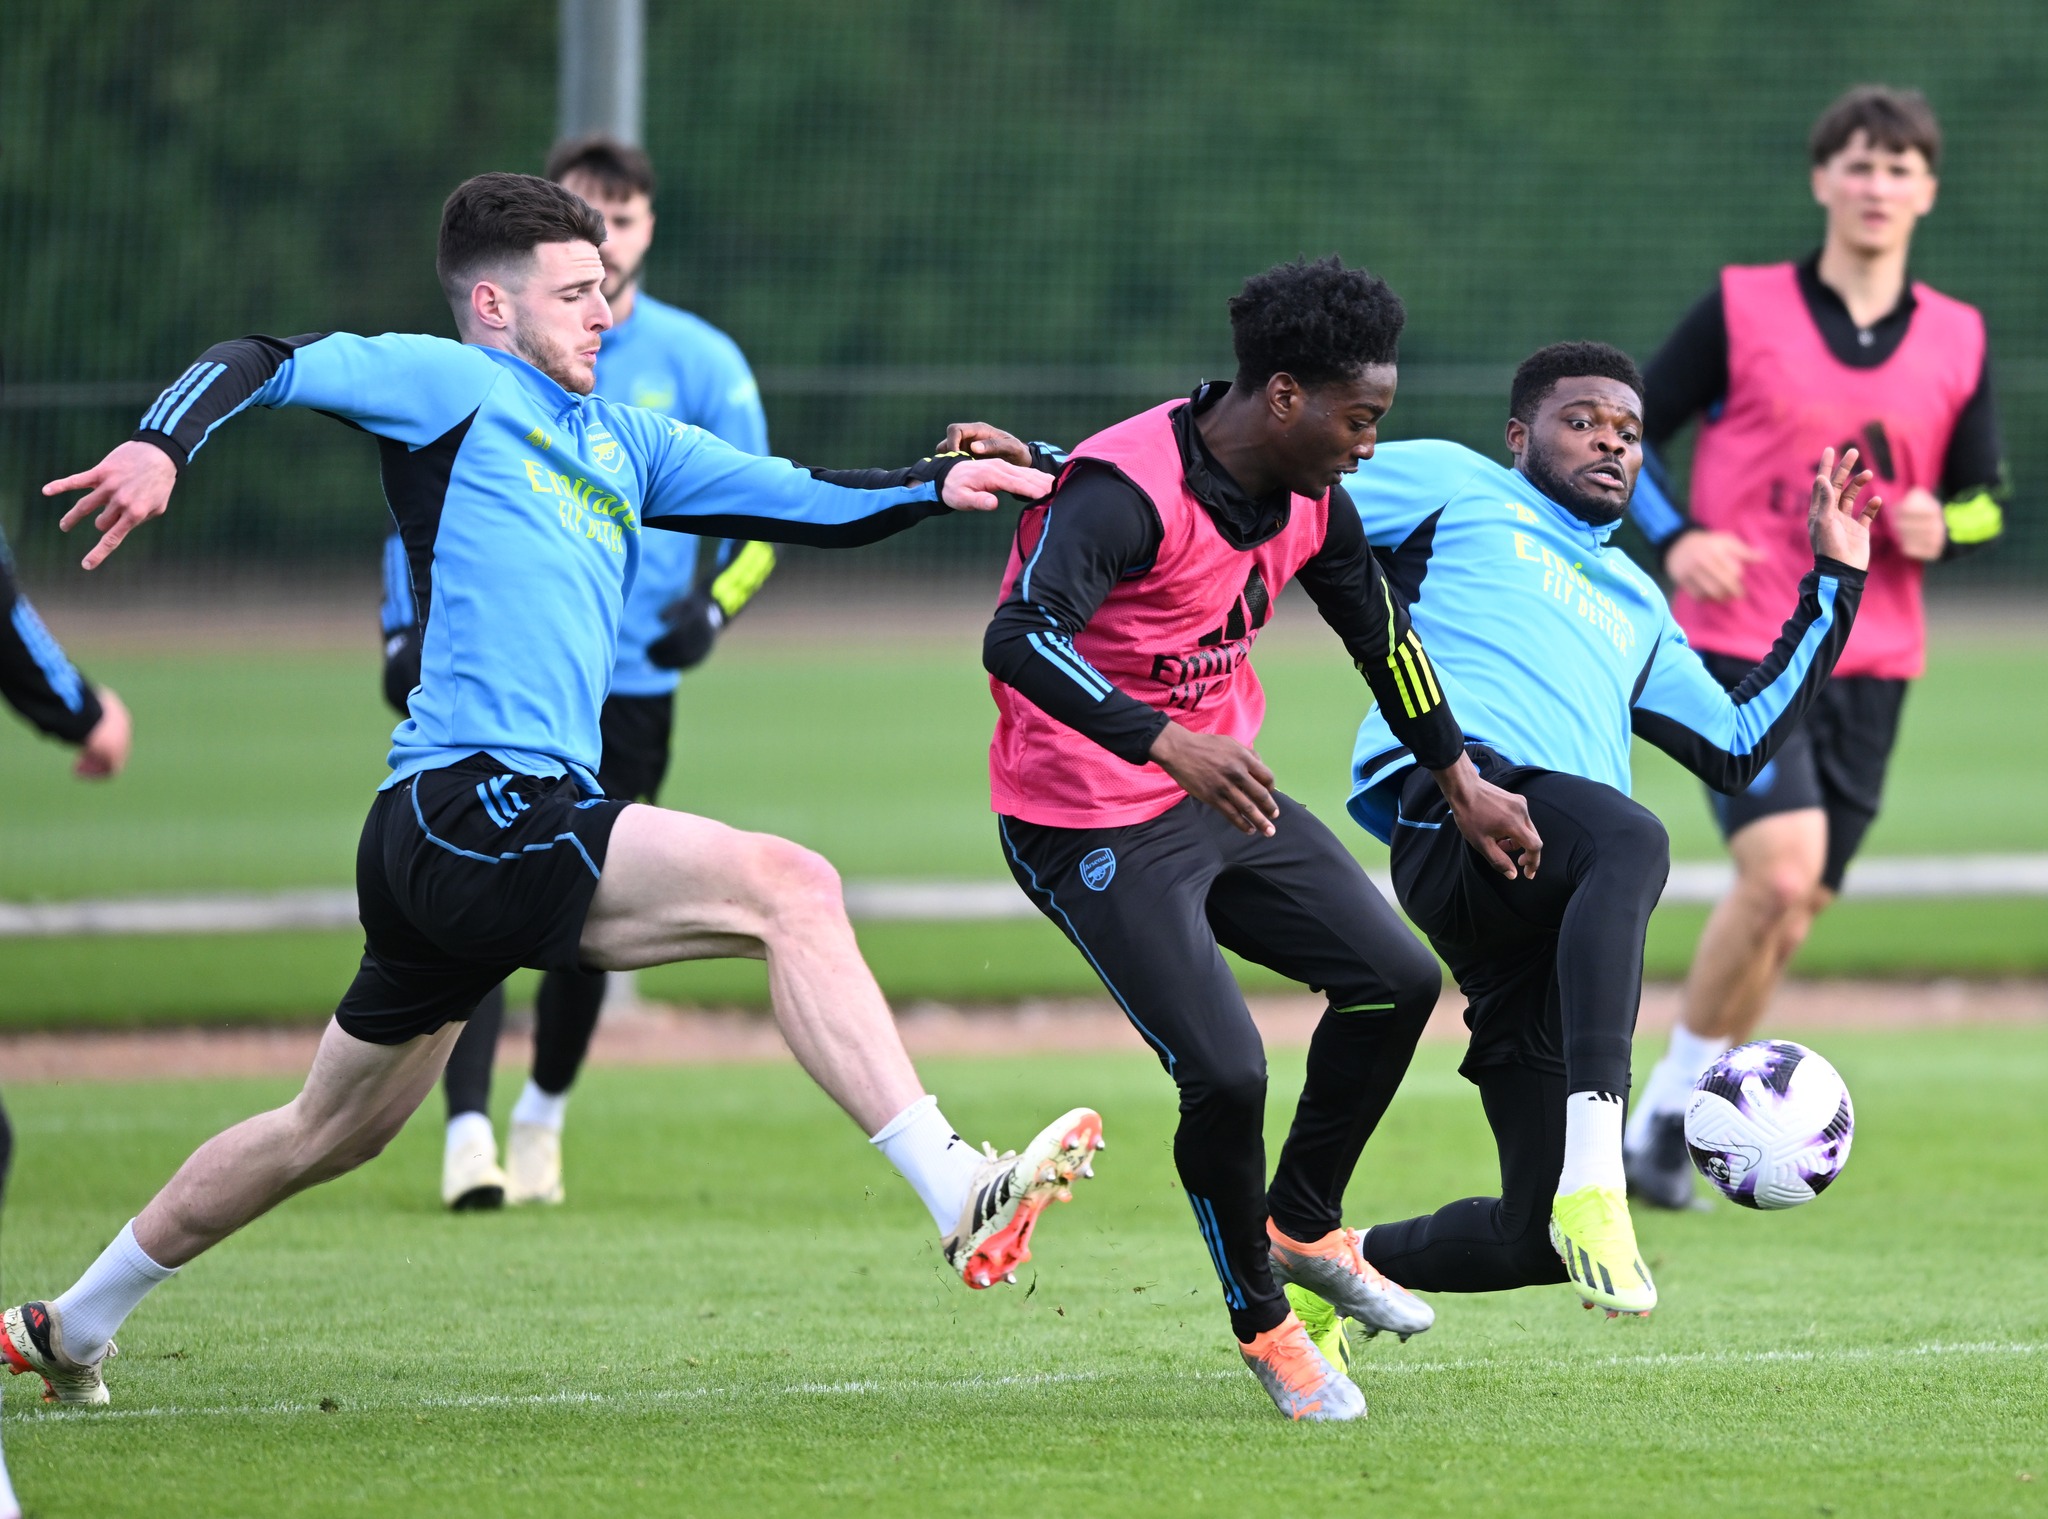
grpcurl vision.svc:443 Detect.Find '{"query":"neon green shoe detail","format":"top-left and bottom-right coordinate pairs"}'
top-left (1283, 1284), bottom-right (1349, 1372)
top-left (1550, 1185), bottom-right (1657, 1316)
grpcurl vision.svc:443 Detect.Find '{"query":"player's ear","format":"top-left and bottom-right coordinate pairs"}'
top-left (1266, 371), bottom-right (1302, 423)
top-left (1504, 416), bottom-right (1529, 458)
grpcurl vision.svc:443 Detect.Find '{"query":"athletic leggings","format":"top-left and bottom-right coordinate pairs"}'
top-left (1002, 793), bottom-right (1441, 1340)
top-left (441, 973), bottom-right (606, 1119)
top-left (1362, 753), bottom-right (1668, 1292)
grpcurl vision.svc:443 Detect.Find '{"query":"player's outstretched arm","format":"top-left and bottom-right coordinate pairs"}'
top-left (639, 428), bottom-right (1048, 548)
top-left (1632, 449), bottom-right (1874, 793)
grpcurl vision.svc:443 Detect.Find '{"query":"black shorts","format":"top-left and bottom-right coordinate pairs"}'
top-left (596, 691), bottom-right (675, 804)
top-left (335, 755), bottom-right (631, 1045)
top-left (1699, 652), bottom-right (1909, 892)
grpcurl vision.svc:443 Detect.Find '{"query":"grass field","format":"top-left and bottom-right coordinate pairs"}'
top-left (3, 1027), bottom-right (2043, 1517)
top-left (3, 623), bottom-right (2046, 1026)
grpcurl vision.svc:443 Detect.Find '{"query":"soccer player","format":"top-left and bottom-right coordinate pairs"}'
top-left (389, 136), bottom-right (782, 1212)
top-left (980, 258), bottom-right (1544, 1421)
top-left (1621, 87), bottom-right (2006, 1208)
top-left (2, 173), bottom-right (1100, 1409)
top-left (0, 533), bottom-right (134, 1515)
top-left (1320, 343), bottom-right (1875, 1317)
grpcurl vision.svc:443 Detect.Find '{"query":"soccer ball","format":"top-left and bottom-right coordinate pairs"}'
top-left (1683, 1040), bottom-right (1854, 1209)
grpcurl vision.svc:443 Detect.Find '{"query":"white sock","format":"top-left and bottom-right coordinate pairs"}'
top-left (510, 1079), bottom-right (568, 1132)
top-left (1625, 1025), bottom-right (1733, 1149)
top-left (445, 1110), bottom-right (496, 1156)
top-left (869, 1095), bottom-right (983, 1235)
top-left (50, 1219), bottom-right (177, 1364)
top-left (0, 1387), bottom-right (18, 1519)
top-left (1557, 1091), bottom-right (1627, 1196)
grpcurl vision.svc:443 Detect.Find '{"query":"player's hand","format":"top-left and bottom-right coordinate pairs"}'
top-left (1665, 528), bottom-right (1763, 603)
top-left (1806, 446), bottom-right (1882, 571)
top-left (647, 590), bottom-right (724, 671)
top-left (74, 687), bottom-right (132, 779)
top-left (1149, 721), bottom-right (1279, 836)
top-left (940, 458), bottom-right (1052, 512)
top-left (1432, 753), bottom-right (1542, 879)
top-left (936, 422), bottom-right (1033, 467)
top-left (1890, 485), bottom-right (1945, 561)
top-left (46, 440), bottom-right (178, 569)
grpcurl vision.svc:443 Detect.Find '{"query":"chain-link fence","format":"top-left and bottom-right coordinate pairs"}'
top-left (5, 0), bottom-right (2043, 590)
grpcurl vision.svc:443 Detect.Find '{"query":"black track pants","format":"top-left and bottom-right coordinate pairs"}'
top-left (532, 967), bottom-right (606, 1094)
top-left (1360, 1063), bottom-right (1570, 1292)
top-left (1365, 754), bottom-right (1670, 1294)
top-left (1389, 753), bottom-right (1669, 1099)
top-left (438, 963), bottom-right (607, 1116)
top-left (442, 982), bottom-right (505, 1120)
top-left (1001, 793), bottom-right (1441, 1340)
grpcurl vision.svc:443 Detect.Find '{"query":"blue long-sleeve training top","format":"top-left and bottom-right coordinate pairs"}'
top-left (134, 330), bottom-right (965, 790)
top-left (377, 294), bottom-right (776, 697)
top-left (1343, 440), bottom-right (1865, 843)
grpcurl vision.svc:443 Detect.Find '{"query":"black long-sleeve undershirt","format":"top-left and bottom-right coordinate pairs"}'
top-left (0, 543), bottom-right (103, 745)
top-left (983, 391), bottom-right (1465, 771)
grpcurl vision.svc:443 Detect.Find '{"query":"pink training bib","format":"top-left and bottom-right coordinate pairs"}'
top-left (1679, 262), bottom-right (1984, 679)
top-left (989, 399), bottom-right (1331, 829)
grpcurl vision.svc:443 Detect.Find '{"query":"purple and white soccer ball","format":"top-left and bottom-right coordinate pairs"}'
top-left (1683, 1039), bottom-right (1854, 1210)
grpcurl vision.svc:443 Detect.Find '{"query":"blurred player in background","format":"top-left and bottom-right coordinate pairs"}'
top-left (979, 259), bottom-right (1542, 1422)
top-left (1623, 86), bottom-right (2006, 1207)
top-left (379, 137), bottom-right (778, 1213)
top-left (1325, 346), bottom-right (1874, 1322)
top-left (1, 531), bottom-right (133, 1516)
top-left (5, 174), bottom-right (1095, 1411)
top-left (1, 528), bottom-right (132, 779)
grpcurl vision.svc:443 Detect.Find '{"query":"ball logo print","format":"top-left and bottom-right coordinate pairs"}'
top-left (1079, 848), bottom-right (1116, 891)
top-left (1683, 1040), bottom-right (1855, 1209)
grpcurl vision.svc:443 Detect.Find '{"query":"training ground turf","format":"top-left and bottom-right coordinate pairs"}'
top-left (3, 1028), bottom-right (2043, 1517)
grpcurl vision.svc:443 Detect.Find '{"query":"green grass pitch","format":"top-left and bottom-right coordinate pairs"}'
top-left (3, 1028), bottom-right (2044, 1516)
top-left (3, 629), bottom-right (2046, 1027)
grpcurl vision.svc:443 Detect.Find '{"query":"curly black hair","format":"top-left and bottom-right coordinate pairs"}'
top-left (1228, 256), bottom-right (1405, 390)
top-left (1508, 341), bottom-right (1644, 421)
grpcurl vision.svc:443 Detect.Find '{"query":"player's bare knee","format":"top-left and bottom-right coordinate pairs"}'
top-left (1749, 858), bottom-right (1824, 920)
top-left (748, 836), bottom-right (846, 929)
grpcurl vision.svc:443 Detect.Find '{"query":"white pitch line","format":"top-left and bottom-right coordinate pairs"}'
top-left (9, 1342), bottom-right (2036, 1424)
top-left (5, 855), bottom-right (2048, 940)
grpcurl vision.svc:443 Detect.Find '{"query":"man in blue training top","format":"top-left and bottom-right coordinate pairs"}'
top-left (1326, 343), bottom-right (1878, 1321)
top-left (4, 173), bottom-right (1103, 1410)
top-left (389, 138), bottom-right (784, 1213)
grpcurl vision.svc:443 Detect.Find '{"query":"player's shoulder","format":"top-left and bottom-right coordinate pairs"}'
top-left (1907, 279), bottom-right (1986, 327)
top-left (634, 295), bottom-right (753, 369)
top-left (585, 393), bottom-right (719, 463)
top-left (1361, 439), bottom-right (1502, 504)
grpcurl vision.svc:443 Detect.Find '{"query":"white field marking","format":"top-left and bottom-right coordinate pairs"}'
top-left (5, 855), bottom-right (2048, 939)
top-left (9, 1342), bottom-right (2037, 1424)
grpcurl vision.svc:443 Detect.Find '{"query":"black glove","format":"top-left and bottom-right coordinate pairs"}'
top-left (647, 590), bottom-right (725, 671)
top-left (381, 627), bottom-right (422, 715)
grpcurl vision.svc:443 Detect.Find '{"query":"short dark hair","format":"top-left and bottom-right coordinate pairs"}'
top-left (436, 172), bottom-right (608, 305)
top-left (1809, 85), bottom-right (1942, 171)
top-left (1228, 256), bottom-right (1405, 390)
top-left (1509, 342), bottom-right (1644, 421)
top-left (545, 135), bottom-right (657, 200)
